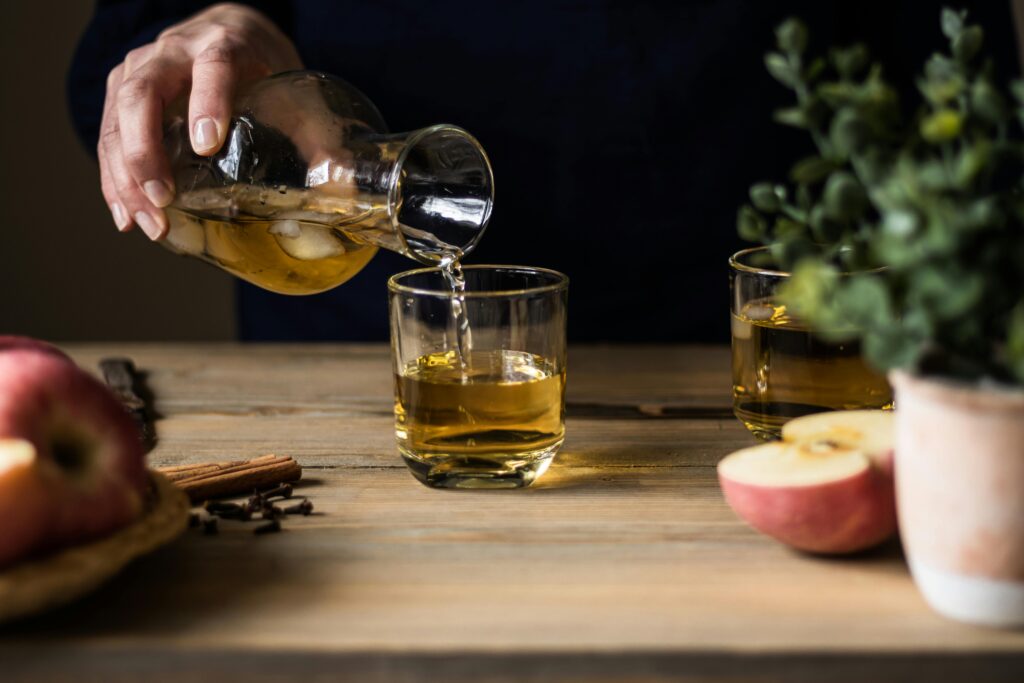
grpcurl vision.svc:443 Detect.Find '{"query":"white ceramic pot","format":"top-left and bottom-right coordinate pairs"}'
top-left (890, 371), bottom-right (1024, 627)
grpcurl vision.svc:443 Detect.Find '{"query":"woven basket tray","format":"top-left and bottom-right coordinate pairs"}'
top-left (0, 471), bottom-right (190, 623)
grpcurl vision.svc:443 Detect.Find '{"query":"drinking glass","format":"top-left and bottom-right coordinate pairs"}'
top-left (389, 266), bottom-right (568, 489)
top-left (730, 247), bottom-right (893, 440)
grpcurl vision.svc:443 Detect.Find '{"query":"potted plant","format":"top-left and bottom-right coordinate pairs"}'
top-left (738, 8), bottom-right (1024, 627)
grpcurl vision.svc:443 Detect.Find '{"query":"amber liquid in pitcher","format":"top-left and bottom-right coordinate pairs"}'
top-left (731, 300), bottom-right (893, 440)
top-left (163, 185), bottom-right (411, 295)
top-left (394, 349), bottom-right (566, 488)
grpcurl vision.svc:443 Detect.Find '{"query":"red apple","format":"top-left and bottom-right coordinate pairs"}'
top-left (0, 347), bottom-right (148, 565)
top-left (717, 410), bottom-right (896, 554)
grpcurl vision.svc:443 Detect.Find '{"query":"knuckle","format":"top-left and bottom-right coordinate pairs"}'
top-left (154, 32), bottom-right (188, 56)
top-left (122, 149), bottom-right (153, 172)
top-left (205, 24), bottom-right (233, 43)
top-left (155, 25), bottom-right (182, 43)
top-left (106, 64), bottom-right (124, 90)
top-left (196, 42), bottom-right (238, 66)
top-left (123, 46), bottom-right (150, 67)
top-left (118, 77), bottom-right (153, 106)
top-left (99, 124), bottom-right (121, 148)
top-left (113, 172), bottom-right (138, 196)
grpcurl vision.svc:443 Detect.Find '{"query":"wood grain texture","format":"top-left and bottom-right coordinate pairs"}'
top-left (3, 344), bottom-right (1022, 682)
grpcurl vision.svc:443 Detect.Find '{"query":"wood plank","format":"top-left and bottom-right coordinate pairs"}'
top-left (1, 343), bottom-right (1020, 682)
top-left (7, 466), bottom-right (1024, 652)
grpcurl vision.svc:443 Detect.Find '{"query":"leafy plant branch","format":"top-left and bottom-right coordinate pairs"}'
top-left (738, 8), bottom-right (1024, 384)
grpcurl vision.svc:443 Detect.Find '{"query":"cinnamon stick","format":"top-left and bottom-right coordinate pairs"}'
top-left (157, 455), bottom-right (301, 502)
top-left (160, 454), bottom-right (281, 481)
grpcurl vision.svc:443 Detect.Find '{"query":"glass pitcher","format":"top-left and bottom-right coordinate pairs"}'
top-left (160, 71), bottom-right (494, 295)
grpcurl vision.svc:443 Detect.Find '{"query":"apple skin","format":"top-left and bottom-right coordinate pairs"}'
top-left (0, 335), bottom-right (71, 362)
top-left (0, 348), bottom-right (147, 560)
top-left (719, 462), bottom-right (896, 554)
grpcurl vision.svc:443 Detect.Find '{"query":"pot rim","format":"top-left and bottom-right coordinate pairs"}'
top-left (889, 369), bottom-right (1024, 412)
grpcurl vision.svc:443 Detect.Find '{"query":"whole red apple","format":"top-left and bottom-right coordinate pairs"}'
top-left (0, 346), bottom-right (148, 566)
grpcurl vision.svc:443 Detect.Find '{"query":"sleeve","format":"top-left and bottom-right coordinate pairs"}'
top-left (66, 0), bottom-right (294, 156)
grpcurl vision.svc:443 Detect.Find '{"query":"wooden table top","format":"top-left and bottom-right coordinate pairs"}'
top-left (4, 343), bottom-right (1024, 682)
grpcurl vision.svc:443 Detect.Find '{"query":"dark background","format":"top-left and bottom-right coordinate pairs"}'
top-left (3, 1), bottom-right (1021, 341)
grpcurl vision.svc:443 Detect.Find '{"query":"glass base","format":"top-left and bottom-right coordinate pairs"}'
top-left (399, 442), bottom-right (561, 489)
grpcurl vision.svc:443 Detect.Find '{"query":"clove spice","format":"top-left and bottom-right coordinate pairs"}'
top-left (284, 499), bottom-right (314, 516)
top-left (190, 480), bottom-right (312, 536)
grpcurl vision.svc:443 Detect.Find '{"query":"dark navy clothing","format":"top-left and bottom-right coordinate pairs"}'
top-left (68, 1), bottom-right (1019, 342)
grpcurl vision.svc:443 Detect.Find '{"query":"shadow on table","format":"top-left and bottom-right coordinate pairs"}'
top-left (1, 479), bottom-right (345, 638)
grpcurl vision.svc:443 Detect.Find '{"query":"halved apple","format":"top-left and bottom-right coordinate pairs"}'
top-left (782, 410), bottom-right (894, 475)
top-left (718, 410), bottom-right (895, 554)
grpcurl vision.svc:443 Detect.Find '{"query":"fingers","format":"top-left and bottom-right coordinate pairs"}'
top-left (98, 66), bottom-right (133, 232)
top-left (188, 44), bottom-right (240, 155)
top-left (102, 116), bottom-right (169, 239)
top-left (115, 58), bottom-right (190, 211)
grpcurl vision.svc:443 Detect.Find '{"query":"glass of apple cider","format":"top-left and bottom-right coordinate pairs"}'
top-left (730, 247), bottom-right (893, 441)
top-left (388, 265), bottom-right (568, 489)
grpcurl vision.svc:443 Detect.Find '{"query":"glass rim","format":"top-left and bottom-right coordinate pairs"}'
top-left (388, 264), bottom-right (569, 298)
top-left (387, 123), bottom-right (495, 265)
top-left (729, 246), bottom-right (789, 277)
top-left (729, 245), bottom-right (886, 277)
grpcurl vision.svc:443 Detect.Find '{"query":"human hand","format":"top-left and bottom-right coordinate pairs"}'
top-left (99, 2), bottom-right (302, 238)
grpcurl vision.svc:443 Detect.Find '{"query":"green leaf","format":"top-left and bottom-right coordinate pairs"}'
top-left (769, 235), bottom-right (816, 270)
top-left (773, 107), bottom-right (807, 128)
top-left (863, 325), bottom-right (926, 371)
top-left (804, 57), bottom-right (826, 82)
top-left (920, 109), bottom-right (963, 143)
top-left (954, 140), bottom-right (991, 187)
top-left (775, 18), bottom-right (808, 54)
top-left (750, 183), bottom-right (782, 212)
top-left (1010, 80), bottom-right (1024, 103)
top-left (778, 260), bottom-right (841, 327)
top-left (823, 172), bottom-right (868, 221)
top-left (809, 205), bottom-right (843, 243)
top-left (830, 44), bottom-right (869, 79)
top-left (919, 54), bottom-right (965, 104)
top-left (906, 266), bottom-right (984, 320)
top-left (970, 79), bottom-right (1006, 125)
top-left (737, 205), bottom-right (767, 242)
top-left (833, 275), bottom-right (894, 331)
top-left (790, 156), bottom-right (836, 185)
top-left (829, 108), bottom-right (869, 157)
top-left (765, 52), bottom-right (799, 89)
top-left (940, 7), bottom-right (965, 39)
top-left (817, 81), bottom-right (860, 107)
top-left (952, 25), bottom-right (983, 63)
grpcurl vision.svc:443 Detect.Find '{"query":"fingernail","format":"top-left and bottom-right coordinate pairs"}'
top-left (193, 117), bottom-right (219, 152)
top-left (134, 211), bottom-right (165, 240)
top-left (111, 203), bottom-right (130, 231)
top-left (143, 180), bottom-right (174, 208)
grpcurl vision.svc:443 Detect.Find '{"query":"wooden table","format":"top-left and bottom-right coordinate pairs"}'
top-left (4, 344), bottom-right (1024, 681)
